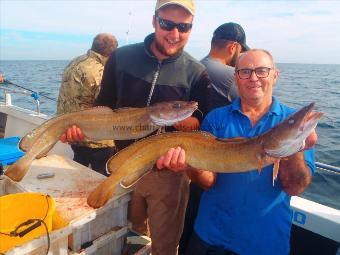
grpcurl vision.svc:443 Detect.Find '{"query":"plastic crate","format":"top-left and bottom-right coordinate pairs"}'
top-left (0, 175), bottom-right (26, 196)
top-left (69, 193), bottom-right (131, 252)
top-left (0, 176), bottom-right (71, 255)
top-left (5, 225), bottom-right (72, 255)
top-left (17, 154), bottom-right (131, 252)
top-left (0, 136), bottom-right (24, 166)
top-left (70, 226), bottom-right (129, 255)
top-left (122, 231), bottom-right (151, 255)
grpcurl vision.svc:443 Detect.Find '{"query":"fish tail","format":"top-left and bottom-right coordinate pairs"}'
top-left (5, 155), bottom-right (31, 181)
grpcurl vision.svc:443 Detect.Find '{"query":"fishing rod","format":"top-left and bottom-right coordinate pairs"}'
top-left (2, 79), bottom-right (57, 102)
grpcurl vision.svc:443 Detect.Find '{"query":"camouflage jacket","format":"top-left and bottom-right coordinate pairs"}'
top-left (57, 50), bottom-right (114, 148)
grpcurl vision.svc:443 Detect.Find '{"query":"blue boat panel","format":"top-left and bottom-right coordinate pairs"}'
top-left (0, 136), bottom-right (24, 166)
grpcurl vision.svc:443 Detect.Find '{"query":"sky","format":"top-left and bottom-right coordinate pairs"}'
top-left (1, 0), bottom-right (340, 64)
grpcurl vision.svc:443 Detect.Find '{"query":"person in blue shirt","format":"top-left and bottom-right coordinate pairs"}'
top-left (156, 49), bottom-right (318, 255)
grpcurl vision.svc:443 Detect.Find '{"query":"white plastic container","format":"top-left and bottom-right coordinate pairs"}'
top-left (124, 231), bottom-right (152, 255)
top-left (19, 155), bottom-right (131, 252)
top-left (70, 226), bottom-right (128, 255)
top-left (0, 175), bottom-right (26, 195)
top-left (69, 193), bottom-right (130, 251)
top-left (5, 225), bottom-right (72, 255)
top-left (1, 176), bottom-right (72, 255)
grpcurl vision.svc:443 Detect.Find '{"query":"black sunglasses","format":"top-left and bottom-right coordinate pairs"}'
top-left (156, 16), bottom-right (192, 33)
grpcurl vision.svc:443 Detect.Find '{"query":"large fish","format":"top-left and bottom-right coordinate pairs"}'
top-left (5, 101), bottom-right (198, 181)
top-left (87, 103), bottom-right (323, 208)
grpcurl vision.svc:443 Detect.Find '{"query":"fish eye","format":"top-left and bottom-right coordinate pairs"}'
top-left (288, 119), bottom-right (295, 124)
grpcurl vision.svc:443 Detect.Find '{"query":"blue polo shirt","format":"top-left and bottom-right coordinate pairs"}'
top-left (195, 97), bottom-right (315, 255)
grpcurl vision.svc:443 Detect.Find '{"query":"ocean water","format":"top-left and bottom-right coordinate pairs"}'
top-left (0, 60), bottom-right (339, 209)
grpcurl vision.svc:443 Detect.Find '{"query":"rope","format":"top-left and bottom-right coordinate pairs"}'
top-left (3, 79), bottom-right (56, 102)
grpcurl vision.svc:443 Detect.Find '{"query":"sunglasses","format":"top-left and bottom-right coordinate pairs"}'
top-left (156, 16), bottom-right (192, 33)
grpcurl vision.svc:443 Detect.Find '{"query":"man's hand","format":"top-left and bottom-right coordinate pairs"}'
top-left (59, 125), bottom-right (85, 143)
top-left (156, 147), bottom-right (216, 189)
top-left (304, 130), bottom-right (318, 150)
top-left (156, 147), bottom-right (188, 172)
top-left (173, 116), bottom-right (199, 132)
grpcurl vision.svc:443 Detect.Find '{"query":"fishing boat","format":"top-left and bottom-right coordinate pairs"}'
top-left (0, 85), bottom-right (339, 255)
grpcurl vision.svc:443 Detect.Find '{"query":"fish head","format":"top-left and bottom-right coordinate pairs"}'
top-left (149, 101), bottom-right (198, 126)
top-left (262, 102), bottom-right (323, 158)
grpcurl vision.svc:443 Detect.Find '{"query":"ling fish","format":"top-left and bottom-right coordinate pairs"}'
top-left (87, 102), bottom-right (323, 208)
top-left (5, 101), bottom-right (198, 181)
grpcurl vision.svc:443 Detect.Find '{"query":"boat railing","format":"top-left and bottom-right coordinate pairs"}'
top-left (0, 86), bottom-right (42, 115)
top-left (316, 162), bottom-right (340, 174)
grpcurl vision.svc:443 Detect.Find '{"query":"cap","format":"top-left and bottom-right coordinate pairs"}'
top-left (213, 22), bottom-right (249, 52)
top-left (155, 0), bottom-right (195, 16)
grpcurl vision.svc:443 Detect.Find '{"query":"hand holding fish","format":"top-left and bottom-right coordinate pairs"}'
top-left (156, 146), bottom-right (216, 190)
top-left (5, 101), bottom-right (198, 182)
top-left (60, 125), bottom-right (85, 143)
top-left (303, 130), bottom-right (317, 150)
top-left (156, 146), bottom-right (187, 172)
top-left (157, 127), bottom-right (318, 193)
top-left (86, 102), bottom-right (323, 208)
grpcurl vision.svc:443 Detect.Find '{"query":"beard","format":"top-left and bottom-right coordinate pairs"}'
top-left (154, 38), bottom-right (184, 58)
top-left (230, 52), bottom-right (239, 67)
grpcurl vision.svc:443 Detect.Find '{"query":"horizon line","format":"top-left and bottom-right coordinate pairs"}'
top-left (1, 59), bottom-right (340, 66)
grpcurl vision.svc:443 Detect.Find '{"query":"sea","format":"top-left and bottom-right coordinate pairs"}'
top-left (0, 60), bottom-right (339, 209)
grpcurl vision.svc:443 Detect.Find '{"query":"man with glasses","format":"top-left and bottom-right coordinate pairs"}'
top-left (60, 1), bottom-right (212, 254)
top-left (179, 22), bottom-right (249, 254)
top-left (157, 49), bottom-right (317, 255)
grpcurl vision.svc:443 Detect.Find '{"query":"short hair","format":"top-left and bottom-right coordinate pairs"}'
top-left (91, 33), bottom-right (118, 57)
top-left (211, 38), bottom-right (234, 50)
top-left (235, 49), bottom-right (275, 69)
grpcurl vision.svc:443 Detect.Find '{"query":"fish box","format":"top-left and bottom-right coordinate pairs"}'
top-left (0, 176), bottom-right (71, 255)
top-left (18, 154), bottom-right (131, 252)
top-left (122, 230), bottom-right (152, 255)
top-left (5, 226), bottom-right (72, 255)
top-left (0, 136), bottom-right (24, 166)
top-left (0, 175), bottom-right (26, 195)
top-left (69, 226), bottom-right (128, 255)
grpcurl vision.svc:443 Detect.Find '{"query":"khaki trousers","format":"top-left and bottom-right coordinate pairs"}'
top-left (128, 169), bottom-right (190, 255)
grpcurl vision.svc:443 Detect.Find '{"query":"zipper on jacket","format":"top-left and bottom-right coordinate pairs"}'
top-left (146, 61), bottom-right (162, 106)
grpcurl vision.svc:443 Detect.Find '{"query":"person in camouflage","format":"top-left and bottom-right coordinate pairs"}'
top-left (57, 33), bottom-right (118, 176)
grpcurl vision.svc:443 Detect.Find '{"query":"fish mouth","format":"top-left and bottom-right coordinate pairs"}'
top-left (264, 103), bottom-right (323, 158)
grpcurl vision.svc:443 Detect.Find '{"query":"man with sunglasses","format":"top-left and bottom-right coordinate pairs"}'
top-left (179, 22), bottom-right (249, 254)
top-left (157, 49), bottom-right (317, 255)
top-left (60, 1), bottom-right (213, 254)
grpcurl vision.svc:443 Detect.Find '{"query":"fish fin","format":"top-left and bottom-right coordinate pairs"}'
top-left (120, 167), bottom-right (152, 188)
top-left (216, 137), bottom-right (247, 144)
top-left (272, 159), bottom-right (281, 186)
top-left (112, 107), bottom-right (140, 114)
top-left (256, 153), bottom-right (264, 174)
top-left (36, 143), bottom-right (56, 158)
top-left (257, 158), bottom-right (263, 174)
top-left (91, 106), bottom-right (113, 112)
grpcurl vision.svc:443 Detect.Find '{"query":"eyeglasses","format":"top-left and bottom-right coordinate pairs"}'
top-left (236, 67), bottom-right (273, 79)
top-left (156, 16), bottom-right (192, 33)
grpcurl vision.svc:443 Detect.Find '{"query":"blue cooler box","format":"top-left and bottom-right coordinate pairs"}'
top-left (0, 137), bottom-right (25, 166)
